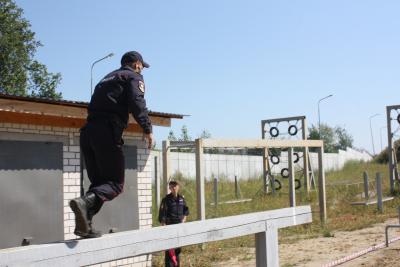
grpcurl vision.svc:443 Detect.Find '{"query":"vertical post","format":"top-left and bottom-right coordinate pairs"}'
top-left (288, 147), bottom-right (295, 207)
top-left (363, 171), bottom-right (369, 200)
top-left (255, 222), bottom-right (279, 267)
top-left (397, 206), bottom-right (400, 224)
top-left (235, 176), bottom-right (239, 199)
top-left (261, 121), bottom-right (270, 194)
top-left (317, 146), bottom-right (327, 223)
top-left (387, 106), bottom-right (395, 193)
top-left (271, 175), bottom-right (276, 195)
top-left (162, 140), bottom-right (170, 196)
top-left (155, 156), bottom-right (161, 208)
top-left (302, 117), bottom-right (310, 193)
top-left (262, 148), bottom-right (270, 194)
top-left (214, 177), bottom-right (218, 207)
top-left (376, 172), bottom-right (383, 213)
top-left (195, 138), bottom-right (206, 221)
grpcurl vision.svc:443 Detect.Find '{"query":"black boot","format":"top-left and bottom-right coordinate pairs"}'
top-left (85, 220), bottom-right (102, 238)
top-left (85, 200), bottom-right (103, 238)
top-left (69, 192), bottom-right (99, 238)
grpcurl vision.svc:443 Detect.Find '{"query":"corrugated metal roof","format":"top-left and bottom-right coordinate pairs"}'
top-left (0, 93), bottom-right (185, 119)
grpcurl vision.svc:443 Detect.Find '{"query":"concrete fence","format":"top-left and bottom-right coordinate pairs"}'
top-left (152, 147), bottom-right (371, 181)
top-left (0, 206), bottom-right (312, 267)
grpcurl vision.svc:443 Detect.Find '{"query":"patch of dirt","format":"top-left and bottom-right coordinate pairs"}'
top-left (213, 218), bottom-right (400, 266)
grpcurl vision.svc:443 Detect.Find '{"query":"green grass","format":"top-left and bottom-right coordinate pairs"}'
top-left (151, 161), bottom-right (400, 266)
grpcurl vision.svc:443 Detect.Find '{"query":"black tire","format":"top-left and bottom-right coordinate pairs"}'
top-left (397, 114), bottom-right (400, 124)
top-left (269, 127), bottom-right (279, 138)
top-left (281, 168), bottom-right (289, 178)
top-left (274, 179), bottom-right (282, 191)
top-left (293, 152), bottom-right (300, 163)
top-left (270, 155), bottom-right (280, 165)
top-left (295, 179), bottom-right (301, 190)
top-left (288, 125), bottom-right (298, 136)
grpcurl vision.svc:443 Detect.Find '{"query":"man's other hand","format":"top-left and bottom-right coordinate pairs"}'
top-left (144, 133), bottom-right (153, 149)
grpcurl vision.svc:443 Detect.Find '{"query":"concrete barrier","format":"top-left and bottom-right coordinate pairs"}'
top-left (0, 206), bottom-right (312, 267)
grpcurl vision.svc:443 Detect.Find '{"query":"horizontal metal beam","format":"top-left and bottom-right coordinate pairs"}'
top-left (201, 138), bottom-right (323, 148)
top-left (261, 116), bottom-right (306, 124)
top-left (0, 206), bottom-right (312, 267)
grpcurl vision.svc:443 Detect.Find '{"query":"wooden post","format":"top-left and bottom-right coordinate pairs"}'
top-left (288, 147), bottom-right (296, 207)
top-left (155, 156), bottom-right (161, 208)
top-left (262, 148), bottom-right (270, 194)
top-left (376, 172), bottom-right (383, 213)
top-left (195, 138), bottom-right (206, 221)
top-left (255, 222), bottom-right (279, 267)
top-left (162, 140), bottom-right (170, 196)
top-left (235, 175), bottom-right (240, 199)
top-left (317, 146), bottom-right (327, 223)
top-left (214, 177), bottom-right (218, 207)
top-left (271, 174), bottom-right (276, 195)
top-left (363, 171), bottom-right (369, 200)
top-left (301, 118), bottom-right (310, 193)
top-left (387, 106), bottom-right (395, 193)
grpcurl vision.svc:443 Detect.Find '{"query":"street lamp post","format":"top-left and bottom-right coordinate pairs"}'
top-left (318, 94), bottom-right (333, 139)
top-left (379, 126), bottom-right (387, 153)
top-left (369, 113), bottom-right (380, 155)
top-left (90, 53), bottom-right (114, 96)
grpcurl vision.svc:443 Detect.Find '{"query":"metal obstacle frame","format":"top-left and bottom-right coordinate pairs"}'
top-left (386, 105), bottom-right (400, 193)
top-left (261, 116), bottom-right (316, 194)
top-left (162, 138), bottom-right (327, 223)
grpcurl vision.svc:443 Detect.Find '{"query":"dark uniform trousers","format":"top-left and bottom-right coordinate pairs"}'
top-left (80, 117), bottom-right (125, 203)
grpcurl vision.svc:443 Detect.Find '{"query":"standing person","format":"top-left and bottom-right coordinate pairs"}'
top-left (159, 181), bottom-right (189, 267)
top-left (69, 51), bottom-right (154, 238)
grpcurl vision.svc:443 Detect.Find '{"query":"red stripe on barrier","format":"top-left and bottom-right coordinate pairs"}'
top-left (322, 236), bottom-right (400, 267)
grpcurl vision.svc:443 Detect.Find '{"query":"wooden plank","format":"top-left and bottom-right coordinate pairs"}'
top-left (351, 197), bottom-right (394, 206)
top-left (288, 147), bottom-right (296, 207)
top-left (302, 118), bottom-right (311, 193)
top-left (0, 98), bottom-right (87, 117)
top-left (0, 100), bottom-right (171, 127)
top-left (195, 139), bottom-right (206, 221)
top-left (261, 115), bottom-right (306, 124)
top-left (317, 147), bottom-right (327, 223)
top-left (0, 110), bottom-right (148, 133)
top-left (162, 140), bottom-right (170, 196)
top-left (201, 138), bottom-right (323, 149)
top-left (387, 106), bottom-right (395, 193)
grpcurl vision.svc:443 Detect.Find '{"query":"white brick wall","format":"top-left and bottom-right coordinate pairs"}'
top-left (0, 122), bottom-right (153, 266)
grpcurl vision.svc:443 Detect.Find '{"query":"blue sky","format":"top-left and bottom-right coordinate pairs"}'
top-left (15, 0), bottom-right (400, 152)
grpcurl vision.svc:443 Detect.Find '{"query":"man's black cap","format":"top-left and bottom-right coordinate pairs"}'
top-left (121, 51), bottom-right (150, 68)
top-left (169, 180), bottom-right (179, 186)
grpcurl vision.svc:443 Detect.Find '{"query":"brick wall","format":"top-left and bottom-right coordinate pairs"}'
top-left (0, 122), bottom-right (152, 267)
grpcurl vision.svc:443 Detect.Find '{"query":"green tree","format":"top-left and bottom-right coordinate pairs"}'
top-left (167, 130), bottom-right (177, 141)
top-left (308, 123), bottom-right (354, 153)
top-left (199, 129), bottom-right (211, 139)
top-left (335, 126), bottom-right (354, 151)
top-left (0, 0), bottom-right (62, 99)
top-left (179, 125), bottom-right (191, 141)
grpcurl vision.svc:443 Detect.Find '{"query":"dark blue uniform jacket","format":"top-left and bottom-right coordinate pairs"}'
top-left (159, 193), bottom-right (189, 225)
top-left (88, 66), bottom-right (152, 134)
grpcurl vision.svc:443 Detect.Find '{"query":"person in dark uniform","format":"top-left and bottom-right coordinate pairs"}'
top-left (158, 181), bottom-right (189, 267)
top-left (69, 51), bottom-right (153, 238)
